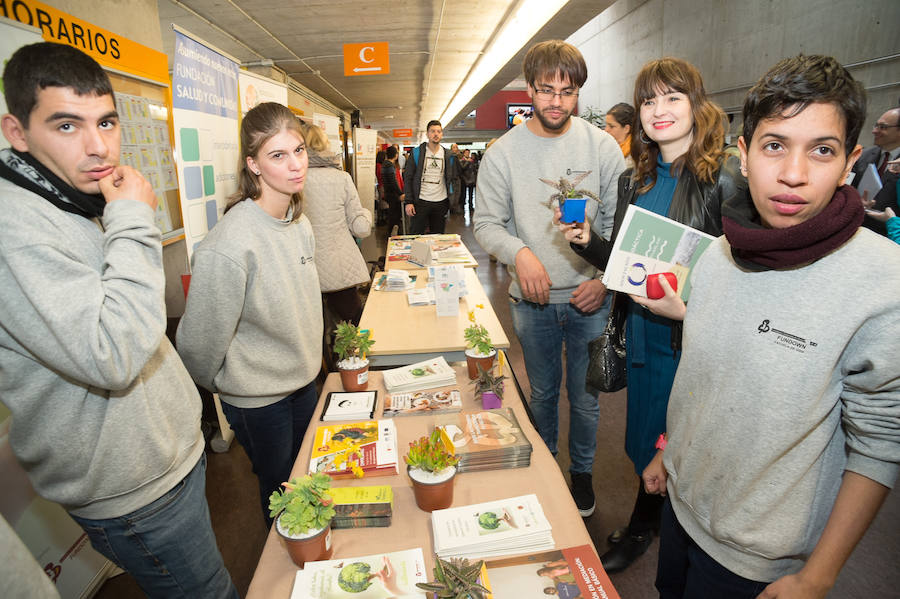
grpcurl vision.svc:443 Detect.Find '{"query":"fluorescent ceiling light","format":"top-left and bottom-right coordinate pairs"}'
top-left (439, 0), bottom-right (570, 126)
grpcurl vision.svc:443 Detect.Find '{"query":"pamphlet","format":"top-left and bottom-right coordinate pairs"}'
top-left (330, 485), bottom-right (393, 529)
top-left (382, 390), bottom-right (463, 418)
top-left (434, 408), bottom-right (532, 472)
top-left (320, 391), bottom-right (377, 421)
top-left (382, 357), bottom-right (457, 394)
top-left (434, 264), bottom-right (461, 317)
top-left (308, 420), bottom-right (398, 479)
top-left (431, 494), bottom-right (554, 560)
top-left (858, 163), bottom-right (883, 206)
top-left (290, 547), bottom-right (428, 599)
top-left (483, 545), bottom-right (620, 599)
top-left (602, 204), bottom-right (716, 302)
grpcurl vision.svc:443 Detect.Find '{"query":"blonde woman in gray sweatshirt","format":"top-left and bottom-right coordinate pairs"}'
top-left (177, 103), bottom-right (323, 526)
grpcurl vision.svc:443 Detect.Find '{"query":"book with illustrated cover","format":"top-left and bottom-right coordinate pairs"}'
top-left (482, 545), bottom-right (620, 599)
top-left (290, 547), bottom-right (428, 599)
top-left (320, 391), bottom-right (377, 421)
top-left (382, 390), bottom-right (462, 418)
top-left (382, 356), bottom-right (457, 394)
top-left (434, 408), bottom-right (532, 472)
top-left (308, 420), bottom-right (398, 479)
top-left (330, 486), bottom-right (393, 529)
top-left (601, 204), bottom-right (716, 302)
top-left (431, 494), bottom-right (553, 560)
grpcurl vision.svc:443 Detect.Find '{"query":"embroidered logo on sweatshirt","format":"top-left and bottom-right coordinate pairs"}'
top-left (757, 320), bottom-right (818, 353)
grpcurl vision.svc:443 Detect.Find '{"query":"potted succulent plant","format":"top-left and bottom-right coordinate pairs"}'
top-left (463, 310), bottom-right (495, 380)
top-left (470, 364), bottom-right (506, 409)
top-left (405, 430), bottom-right (460, 512)
top-left (334, 321), bottom-right (375, 391)
top-left (416, 556), bottom-right (491, 599)
top-left (268, 473), bottom-right (336, 567)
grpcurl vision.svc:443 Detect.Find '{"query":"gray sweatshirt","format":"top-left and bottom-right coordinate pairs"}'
top-left (176, 199), bottom-right (323, 409)
top-left (0, 180), bottom-right (204, 519)
top-left (665, 231), bottom-right (900, 582)
top-left (473, 117), bottom-right (624, 303)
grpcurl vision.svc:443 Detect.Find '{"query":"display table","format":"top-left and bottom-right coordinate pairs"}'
top-left (384, 234), bottom-right (479, 270)
top-left (360, 268), bottom-right (510, 367)
top-left (245, 365), bottom-right (600, 598)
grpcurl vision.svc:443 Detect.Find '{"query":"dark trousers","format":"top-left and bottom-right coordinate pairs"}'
top-left (656, 499), bottom-right (770, 599)
top-left (628, 475), bottom-right (665, 534)
top-left (323, 286), bottom-right (363, 325)
top-left (410, 198), bottom-right (449, 234)
top-left (220, 381), bottom-right (318, 526)
top-left (383, 200), bottom-right (403, 246)
top-left (465, 184), bottom-right (476, 209)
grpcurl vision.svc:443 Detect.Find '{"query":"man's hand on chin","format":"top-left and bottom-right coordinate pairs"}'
top-left (98, 166), bottom-right (157, 210)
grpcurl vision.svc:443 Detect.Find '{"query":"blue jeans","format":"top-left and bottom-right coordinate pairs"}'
top-left (656, 499), bottom-right (769, 598)
top-left (71, 454), bottom-right (237, 599)
top-left (221, 381), bottom-right (318, 525)
top-left (508, 294), bottom-right (610, 473)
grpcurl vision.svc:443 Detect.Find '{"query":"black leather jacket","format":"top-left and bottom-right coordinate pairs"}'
top-left (574, 153), bottom-right (747, 349)
top-left (575, 153), bottom-right (746, 269)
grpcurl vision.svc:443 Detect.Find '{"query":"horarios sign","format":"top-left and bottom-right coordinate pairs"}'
top-left (0, 0), bottom-right (168, 84)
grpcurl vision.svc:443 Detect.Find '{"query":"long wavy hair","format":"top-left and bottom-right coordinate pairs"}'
top-left (631, 57), bottom-right (725, 193)
top-left (226, 102), bottom-right (305, 221)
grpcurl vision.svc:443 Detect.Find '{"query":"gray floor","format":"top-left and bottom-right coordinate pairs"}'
top-left (96, 207), bottom-right (900, 598)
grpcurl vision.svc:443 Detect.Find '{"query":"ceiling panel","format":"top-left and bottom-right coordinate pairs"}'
top-left (158, 0), bottom-right (611, 141)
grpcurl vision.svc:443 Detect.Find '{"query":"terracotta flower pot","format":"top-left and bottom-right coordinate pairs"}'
top-left (275, 514), bottom-right (333, 567)
top-left (465, 348), bottom-right (496, 380)
top-left (408, 465), bottom-right (456, 512)
top-left (338, 359), bottom-right (369, 391)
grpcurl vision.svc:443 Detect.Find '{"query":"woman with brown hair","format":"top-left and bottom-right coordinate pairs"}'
top-left (558, 57), bottom-right (746, 573)
top-left (604, 102), bottom-right (635, 169)
top-left (177, 103), bottom-right (323, 526)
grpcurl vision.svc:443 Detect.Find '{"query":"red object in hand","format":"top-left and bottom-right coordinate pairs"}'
top-left (646, 272), bottom-right (677, 299)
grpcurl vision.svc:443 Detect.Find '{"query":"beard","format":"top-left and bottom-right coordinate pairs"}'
top-left (533, 104), bottom-right (573, 131)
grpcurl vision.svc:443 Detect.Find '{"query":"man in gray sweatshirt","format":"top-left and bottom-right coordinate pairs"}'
top-left (474, 40), bottom-right (624, 517)
top-left (637, 55), bottom-right (900, 598)
top-left (0, 43), bottom-right (236, 598)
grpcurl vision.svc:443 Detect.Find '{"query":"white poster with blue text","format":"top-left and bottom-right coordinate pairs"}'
top-left (172, 29), bottom-right (240, 258)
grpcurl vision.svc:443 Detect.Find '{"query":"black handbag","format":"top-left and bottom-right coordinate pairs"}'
top-left (585, 292), bottom-right (627, 393)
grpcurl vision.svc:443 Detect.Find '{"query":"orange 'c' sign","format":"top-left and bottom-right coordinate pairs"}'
top-left (343, 42), bottom-right (390, 77)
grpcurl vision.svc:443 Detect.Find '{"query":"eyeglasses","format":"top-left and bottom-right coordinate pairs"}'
top-left (873, 122), bottom-right (900, 130)
top-left (534, 88), bottom-right (579, 100)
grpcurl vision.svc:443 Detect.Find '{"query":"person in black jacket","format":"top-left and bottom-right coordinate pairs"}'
top-left (557, 57), bottom-right (747, 574)
top-left (381, 145), bottom-right (404, 246)
top-left (850, 107), bottom-right (900, 236)
top-left (402, 120), bottom-right (458, 234)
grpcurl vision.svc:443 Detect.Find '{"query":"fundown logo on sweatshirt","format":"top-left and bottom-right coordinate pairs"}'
top-left (757, 319), bottom-right (818, 354)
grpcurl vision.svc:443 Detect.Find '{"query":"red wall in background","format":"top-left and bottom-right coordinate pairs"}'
top-left (475, 90), bottom-right (532, 129)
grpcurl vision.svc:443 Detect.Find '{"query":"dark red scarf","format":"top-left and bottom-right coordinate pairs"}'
top-left (721, 185), bottom-right (864, 270)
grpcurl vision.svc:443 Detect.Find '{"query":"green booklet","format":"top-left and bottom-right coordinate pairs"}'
top-left (602, 204), bottom-right (717, 302)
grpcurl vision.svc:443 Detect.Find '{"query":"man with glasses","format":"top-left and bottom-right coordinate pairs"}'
top-left (851, 107), bottom-right (900, 236)
top-left (403, 120), bottom-right (458, 234)
top-left (474, 40), bottom-right (624, 517)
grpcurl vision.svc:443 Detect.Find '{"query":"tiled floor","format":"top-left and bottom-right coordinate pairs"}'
top-left (96, 207), bottom-right (900, 598)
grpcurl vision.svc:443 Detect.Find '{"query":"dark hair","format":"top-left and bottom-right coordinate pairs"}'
top-left (742, 54), bottom-right (866, 155)
top-left (227, 103), bottom-right (305, 221)
top-left (376, 150), bottom-right (386, 164)
top-left (632, 57), bottom-right (724, 192)
top-left (3, 42), bottom-right (113, 125)
top-left (523, 40), bottom-right (587, 89)
top-left (386, 145), bottom-right (398, 160)
top-left (426, 120), bottom-right (442, 132)
top-left (606, 103), bottom-right (635, 130)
